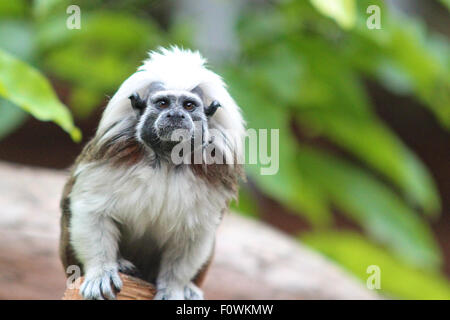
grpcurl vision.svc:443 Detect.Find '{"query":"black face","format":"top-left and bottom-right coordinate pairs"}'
top-left (130, 86), bottom-right (207, 153)
top-left (129, 83), bottom-right (222, 156)
top-left (149, 92), bottom-right (205, 141)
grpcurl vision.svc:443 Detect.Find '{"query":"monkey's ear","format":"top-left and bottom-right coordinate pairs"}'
top-left (205, 100), bottom-right (221, 118)
top-left (129, 92), bottom-right (146, 115)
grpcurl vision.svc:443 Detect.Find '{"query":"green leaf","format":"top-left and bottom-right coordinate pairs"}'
top-left (302, 231), bottom-right (450, 299)
top-left (252, 44), bottom-right (304, 106)
top-left (351, 3), bottom-right (450, 128)
top-left (0, 0), bottom-right (27, 18)
top-left (40, 12), bottom-right (165, 96)
top-left (261, 38), bottom-right (441, 215)
top-left (297, 146), bottom-right (442, 269)
top-left (310, 0), bottom-right (356, 29)
top-left (232, 186), bottom-right (260, 219)
top-left (388, 24), bottom-right (450, 128)
top-left (270, 36), bottom-right (441, 215)
top-left (0, 99), bottom-right (27, 140)
top-left (0, 21), bottom-right (35, 61)
top-left (32, 0), bottom-right (65, 19)
top-left (69, 86), bottom-right (104, 118)
top-left (0, 49), bottom-right (81, 141)
top-left (438, 0), bottom-right (450, 10)
top-left (223, 67), bottom-right (333, 227)
top-left (297, 110), bottom-right (441, 215)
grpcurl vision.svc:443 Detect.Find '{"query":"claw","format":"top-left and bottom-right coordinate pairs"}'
top-left (80, 268), bottom-right (122, 300)
top-left (111, 272), bottom-right (123, 293)
top-left (154, 287), bottom-right (185, 300)
top-left (184, 282), bottom-right (204, 300)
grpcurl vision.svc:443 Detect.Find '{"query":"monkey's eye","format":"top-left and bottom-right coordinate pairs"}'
top-left (156, 99), bottom-right (169, 108)
top-left (183, 101), bottom-right (196, 111)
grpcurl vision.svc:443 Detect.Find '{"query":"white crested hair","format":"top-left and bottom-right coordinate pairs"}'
top-left (97, 46), bottom-right (245, 163)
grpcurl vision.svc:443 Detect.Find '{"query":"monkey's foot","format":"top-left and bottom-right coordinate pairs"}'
top-left (153, 283), bottom-right (204, 300)
top-left (153, 286), bottom-right (185, 300)
top-left (184, 282), bottom-right (204, 300)
top-left (80, 266), bottom-right (122, 300)
top-left (118, 258), bottom-right (141, 278)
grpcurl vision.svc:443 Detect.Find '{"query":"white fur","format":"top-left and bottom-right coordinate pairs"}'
top-left (68, 47), bottom-right (244, 300)
top-left (71, 161), bottom-right (231, 299)
top-left (72, 162), bottom-right (231, 243)
top-left (98, 46), bottom-right (245, 163)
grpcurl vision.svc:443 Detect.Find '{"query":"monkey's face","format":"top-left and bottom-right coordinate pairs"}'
top-left (132, 87), bottom-right (208, 148)
top-left (151, 91), bottom-right (205, 141)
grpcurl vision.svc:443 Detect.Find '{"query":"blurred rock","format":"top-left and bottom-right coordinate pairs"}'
top-left (0, 161), bottom-right (378, 299)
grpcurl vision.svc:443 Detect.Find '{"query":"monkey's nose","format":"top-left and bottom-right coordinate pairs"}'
top-left (166, 111), bottom-right (185, 119)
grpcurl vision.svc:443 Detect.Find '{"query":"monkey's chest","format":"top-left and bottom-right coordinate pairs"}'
top-left (106, 165), bottom-right (227, 243)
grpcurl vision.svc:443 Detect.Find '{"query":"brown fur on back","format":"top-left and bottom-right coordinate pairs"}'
top-left (59, 174), bottom-right (82, 273)
top-left (190, 163), bottom-right (243, 196)
top-left (78, 123), bottom-right (145, 168)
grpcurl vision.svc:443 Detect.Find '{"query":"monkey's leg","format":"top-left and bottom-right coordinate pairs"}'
top-left (70, 211), bottom-right (122, 300)
top-left (154, 232), bottom-right (215, 300)
top-left (117, 257), bottom-right (141, 278)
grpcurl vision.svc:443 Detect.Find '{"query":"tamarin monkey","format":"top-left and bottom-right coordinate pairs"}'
top-left (59, 47), bottom-right (245, 300)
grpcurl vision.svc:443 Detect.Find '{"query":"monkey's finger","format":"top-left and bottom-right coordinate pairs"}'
top-left (79, 279), bottom-right (92, 298)
top-left (110, 272), bottom-right (123, 293)
top-left (81, 278), bottom-right (104, 300)
top-left (99, 277), bottom-right (116, 300)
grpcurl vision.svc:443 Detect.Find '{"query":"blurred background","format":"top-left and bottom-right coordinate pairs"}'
top-left (0, 0), bottom-right (449, 299)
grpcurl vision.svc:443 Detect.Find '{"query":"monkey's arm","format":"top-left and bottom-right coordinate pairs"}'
top-left (154, 231), bottom-right (215, 300)
top-left (70, 203), bottom-right (122, 300)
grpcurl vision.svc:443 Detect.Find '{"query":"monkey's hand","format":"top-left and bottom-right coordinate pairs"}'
top-left (153, 285), bottom-right (185, 300)
top-left (184, 282), bottom-right (204, 300)
top-left (153, 282), bottom-right (204, 300)
top-left (80, 265), bottom-right (122, 300)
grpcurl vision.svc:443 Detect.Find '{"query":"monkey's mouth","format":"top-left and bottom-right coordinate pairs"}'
top-left (155, 123), bottom-right (194, 142)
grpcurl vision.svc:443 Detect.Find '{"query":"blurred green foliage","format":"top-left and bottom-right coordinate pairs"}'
top-left (0, 49), bottom-right (81, 141)
top-left (0, 0), bottom-right (449, 298)
top-left (0, 1), bottom-right (80, 140)
top-left (227, 0), bottom-right (450, 298)
top-left (302, 231), bottom-right (450, 299)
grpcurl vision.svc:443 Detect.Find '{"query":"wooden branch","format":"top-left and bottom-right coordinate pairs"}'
top-left (0, 162), bottom-right (379, 299)
top-left (63, 273), bottom-right (155, 300)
